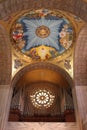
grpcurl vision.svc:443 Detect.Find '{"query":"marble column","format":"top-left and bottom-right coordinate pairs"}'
top-left (75, 86), bottom-right (87, 130)
top-left (83, 120), bottom-right (87, 130)
top-left (0, 85), bottom-right (12, 130)
top-left (72, 87), bottom-right (83, 130)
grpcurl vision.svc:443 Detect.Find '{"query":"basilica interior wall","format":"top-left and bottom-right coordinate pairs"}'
top-left (0, 1), bottom-right (87, 130)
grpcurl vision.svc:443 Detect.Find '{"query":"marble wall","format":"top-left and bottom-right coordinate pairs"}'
top-left (7, 122), bottom-right (78, 130)
top-left (0, 85), bottom-right (12, 130)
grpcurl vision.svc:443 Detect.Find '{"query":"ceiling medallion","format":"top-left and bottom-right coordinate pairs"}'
top-left (11, 9), bottom-right (74, 60)
top-left (36, 26), bottom-right (50, 38)
top-left (30, 89), bottom-right (55, 109)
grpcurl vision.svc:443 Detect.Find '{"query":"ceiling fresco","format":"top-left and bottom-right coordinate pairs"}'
top-left (0, 9), bottom-right (84, 77)
top-left (11, 9), bottom-right (74, 61)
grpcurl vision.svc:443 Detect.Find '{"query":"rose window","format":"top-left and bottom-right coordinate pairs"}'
top-left (30, 89), bottom-right (55, 109)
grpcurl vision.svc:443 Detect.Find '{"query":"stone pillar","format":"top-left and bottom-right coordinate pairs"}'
top-left (0, 85), bottom-right (12, 130)
top-left (72, 87), bottom-right (83, 130)
top-left (83, 120), bottom-right (87, 130)
top-left (75, 86), bottom-right (87, 130)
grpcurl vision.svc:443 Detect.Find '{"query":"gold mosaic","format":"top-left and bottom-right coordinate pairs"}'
top-left (36, 26), bottom-right (50, 38)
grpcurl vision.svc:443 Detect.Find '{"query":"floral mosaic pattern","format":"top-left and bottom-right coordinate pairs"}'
top-left (30, 89), bottom-right (55, 109)
top-left (11, 9), bottom-right (74, 60)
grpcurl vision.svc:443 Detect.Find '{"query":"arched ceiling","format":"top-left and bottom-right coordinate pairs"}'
top-left (16, 68), bottom-right (69, 87)
top-left (0, 0), bottom-right (87, 22)
top-left (13, 62), bottom-right (73, 88)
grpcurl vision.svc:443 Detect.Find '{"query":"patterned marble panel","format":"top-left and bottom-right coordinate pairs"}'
top-left (7, 122), bottom-right (78, 130)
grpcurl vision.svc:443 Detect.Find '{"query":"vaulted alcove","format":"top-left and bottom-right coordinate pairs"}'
top-left (8, 62), bottom-right (75, 122)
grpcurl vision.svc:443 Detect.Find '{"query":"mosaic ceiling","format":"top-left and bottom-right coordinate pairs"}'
top-left (6, 9), bottom-right (85, 77)
top-left (11, 9), bottom-right (74, 61)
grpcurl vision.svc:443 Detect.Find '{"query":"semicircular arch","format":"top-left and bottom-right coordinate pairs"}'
top-left (11, 62), bottom-right (73, 89)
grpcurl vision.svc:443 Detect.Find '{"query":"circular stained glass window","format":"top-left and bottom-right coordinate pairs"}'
top-left (30, 89), bottom-right (55, 109)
